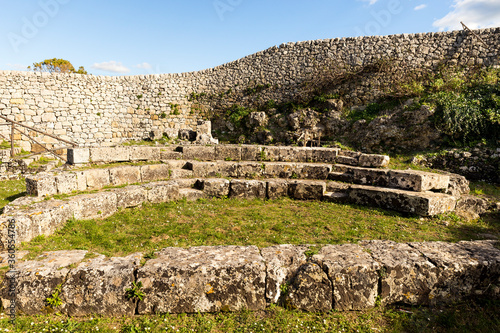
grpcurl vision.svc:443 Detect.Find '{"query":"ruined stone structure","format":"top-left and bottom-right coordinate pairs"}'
top-left (0, 28), bottom-right (499, 151)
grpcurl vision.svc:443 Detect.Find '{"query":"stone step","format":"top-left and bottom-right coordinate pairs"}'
top-left (179, 188), bottom-right (205, 201)
top-left (348, 184), bottom-right (457, 216)
top-left (332, 164), bottom-right (451, 192)
top-left (322, 192), bottom-right (349, 203)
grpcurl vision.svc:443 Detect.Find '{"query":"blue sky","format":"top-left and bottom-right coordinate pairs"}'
top-left (1, 0), bottom-right (500, 75)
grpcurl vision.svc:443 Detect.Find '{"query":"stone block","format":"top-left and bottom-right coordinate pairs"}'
top-left (350, 166), bottom-right (390, 187)
top-left (130, 146), bottom-right (161, 161)
top-left (229, 180), bottom-right (267, 199)
top-left (360, 240), bottom-right (438, 305)
top-left (288, 180), bottom-right (326, 200)
top-left (280, 147), bottom-right (305, 162)
top-left (446, 173), bottom-right (470, 197)
top-left (336, 155), bottom-right (358, 166)
top-left (388, 170), bottom-right (450, 192)
top-left (322, 192), bottom-right (349, 203)
top-left (326, 181), bottom-right (350, 193)
top-left (109, 166), bottom-right (141, 186)
top-left (90, 146), bottom-right (130, 163)
top-left (67, 148), bottom-right (90, 164)
top-left (85, 168), bottom-right (111, 190)
top-left (26, 199), bottom-right (79, 238)
top-left (189, 161), bottom-right (220, 178)
top-left (137, 246), bottom-right (266, 314)
top-left (261, 146), bottom-right (280, 161)
top-left (179, 188), bottom-right (205, 201)
top-left (172, 178), bottom-right (199, 189)
top-left (201, 178), bottom-right (230, 198)
top-left (0, 214), bottom-right (34, 246)
top-left (1, 196), bottom-right (40, 215)
top-left (266, 179), bottom-right (289, 200)
top-left (54, 173), bottom-right (78, 194)
top-left (311, 148), bottom-right (339, 163)
top-left (71, 192), bottom-right (118, 220)
top-left (455, 195), bottom-right (489, 220)
top-left (313, 244), bottom-right (380, 310)
top-left (217, 161), bottom-right (240, 177)
top-left (263, 162), bottom-right (298, 178)
top-left (215, 145), bottom-right (241, 161)
top-left (144, 181), bottom-right (180, 203)
top-left (75, 171), bottom-right (87, 191)
top-left (358, 154), bottom-right (390, 168)
top-left (241, 145), bottom-right (262, 161)
top-left (169, 169), bottom-right (194, 179)
top-left (61, 253), bottom-right (141, 316)
top-left (26, 173), bottom-right (57, 197)
top-left (296, 163), bottom-right (331, 179)
top-left (261, 245), bottom-right (309, 303)
top-left (160, 149), bottom-right (182, 160)
top-left (0, 251), bottom-right (88, 315)
top-left (348, 185), bottom-right (457, 216)
top-left (181, 145), bottom-right (216, 160)
top-left (110, 185), bottom-right (147, 208)
top-left (283, 263), bottom-right (333, 312)
top-left (140, 164), bottom-right (171, 182)
top-left (238, 162), bottom-right (264, 178)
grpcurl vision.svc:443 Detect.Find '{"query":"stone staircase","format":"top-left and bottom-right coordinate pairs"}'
top-left (0, 144), bottom-right (470, 247)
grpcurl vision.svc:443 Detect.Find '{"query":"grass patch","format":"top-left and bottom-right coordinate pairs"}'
top-left (0, 299), bottom-right (497, 332)
top-left (19, 197), bottom-right (499, 257)
top-left (0, 179), bottom-right (26, 213)
top-left (73, 161), bottom-right (162, 171)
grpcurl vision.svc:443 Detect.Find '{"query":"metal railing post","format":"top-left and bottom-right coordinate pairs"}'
top-left (10, 123), bottom-right (15, 158)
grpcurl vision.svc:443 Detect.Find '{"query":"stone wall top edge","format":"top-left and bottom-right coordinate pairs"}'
top-left (1, 27), bottom-right (498, 81)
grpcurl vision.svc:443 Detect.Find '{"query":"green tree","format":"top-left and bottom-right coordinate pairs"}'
top-left (28, 58), bottom-right (87, 74)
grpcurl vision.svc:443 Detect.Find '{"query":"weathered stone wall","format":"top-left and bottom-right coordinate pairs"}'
top-left (0, 28), bottom-right (499, 150)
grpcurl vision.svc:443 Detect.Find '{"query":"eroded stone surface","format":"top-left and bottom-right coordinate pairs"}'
top-left (455, 195), bottom-right (489, 220)
top-left (181, 146), bottom-right (216, 160)
top-left (215, 145), bottom-right (241, 161)
top-left (109, 166), bottom-right (142, 186)
top-left (61, 253), bottom-right (141, 316)
top-left (55, 173), bottom-right (77, 194)
top-left (130, 147), bottom-right (160, 161)
top-left (141, 164), bottom-right (171, 182)
top-left (311, 148), bottom-right (338, 163)
top-left (388, 170), bottom-right (449, 192)
top-left (90, 147), bottom-right (129, 162)
top-left (67, 148), bottom-right (90, 164)
top-left (201, 178), bottom-right (230, 198)
top-left (85, 169), bottom-right (111, 190)
top-left (266, 179), bottom-right (289, 200)
top-left (288, 180), bottom-right (326, 200)
top-left (26, 173), bottom-right (57, 197)
top-left (283, 263), bottom-right (333, 312)
top-left (261, 245), bottom-right (309, 303)
top-left (71, 192), bottom-right (117, 220)
top-left (313, 244), bottom-right (380, 310)
top-left (358, 154), bottom-right (390, 168)
top-left (137, 246), bottom-right (266, 314)
top-left (110, 185), bottom-right (147, 208)
top-left (229, 180), bottom-right (267, 199)
top-left (143, 181), bottom-right (180, 203)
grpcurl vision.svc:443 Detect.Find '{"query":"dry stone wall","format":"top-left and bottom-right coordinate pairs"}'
top-left (0, 28), bottom-right (499, 151)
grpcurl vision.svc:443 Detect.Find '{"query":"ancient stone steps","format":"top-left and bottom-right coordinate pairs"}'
top-left (1, 240), bottom-right (498, 316)
top-left (331, 164), bottom-right (450, 192)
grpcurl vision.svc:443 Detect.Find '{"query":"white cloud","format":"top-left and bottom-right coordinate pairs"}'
top-left (359, 0), bottom-right (378, 5)
top-left (414, 4), bottom-right (427, 11)
top-left (7, 63), bottom-right (27, 70)
top-left (135, 62), bottom-right (153, 70)
top-left (91, 61), bottom-right (130, 73)
top-left (433, 0), bottom-right (500, 31)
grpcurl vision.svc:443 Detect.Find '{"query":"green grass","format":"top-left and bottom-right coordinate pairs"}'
top-left (0, 299), bottom-right (497, 332)
top-left (19, 197), bottom-right (499, 258)
top-left (0, 179), bottom-right (25, 213)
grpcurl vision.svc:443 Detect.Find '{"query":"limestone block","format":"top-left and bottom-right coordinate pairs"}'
top-left (266, 179), bottom-right (289, 200)
top-left (26, 199), bottom-right (79, 239)
top-left (409, 241), bottom-right (499, 304)
top-left (322, 192), bottom-right (349, 203)
top-left (179, 188), bottom-right (205, 201)
top-left (181, 145), bottom-right (216, 161)
top-left (71, 192), bottom-right (118, 220)
top-left (61, 253), bottom-right (141, 316)
top-left (169, 169), bottom-right (194, 179)
top-left (336, 156), bottom-right (358, 166)
top-left (130, 146), bottom-right (161, 161)
top-left (261, 146), bottom-right (280, 161)
top-left (137, 246), bottom-right (266, 314)
top-left (55, 173), bottom-right (78, 194)
top-left (288, 180), bottom-right (326, 200)
top-left (217, 161), bottom-right (240, 177)
top-left (229, 180), bottom-right (267, 199)
top-left (241, 145), bottom-right (262, 161)
top-left (261, 245), bottom-right (309, 303)
top-left (172, 178), bottom-right (199, 189)
top-left (0, 214), bottom-right (34, 246)
top-left (0, 251), bottom-right (88, 315)
top-left (388, 170), bottom-right (450, 192)
top-left (90, 146), bottom-right (129, 163)
top-left (140, 164), bottom-right (171, 182)
top-left (350, 166), bottom-right (390, 187)
top-left (200, 178), bottom-right (230, 198)
top-left (189, 161), bottom-right (220, 178)
top-left (85, 168), bottom-right (111, 190)
top-left (358, 154), bottom-right (390, 168)
top-left (215, 145), bottom-right (241, 161)
top-left (360, 240), bottom-right (438, 305)
top-left (75, 171), bottom-right (87, 191)
top-left (446, 173), bottom-right (470, 197)
top-left (296, 163), bottom-right (331, 179)
top-left (313, 244), bottom-right (380, 310)
top-left (67, 148), bottom-right (90, 164)
top-left (1, 196), bottom-right (40, 214)
top-left (326, 181), bottom-right (350, 193)
top-left (110, 185), bottom-right (147, 208)
top-left (280, 147), bottom-right (307, 162)
top-left (311, 148), bottom-right (339, 163)
top-left (238, 162), bottom-right (264, 178)
top-left (283, 263), bottom-right (333, 312)
top-left (109, 166), bottom-right (141, 186)
top-left (143, 181), bottom-right (180, 203)
top-left (455, 195), bottom-right (489, 220)
top-left (26, 173), bottom-right (57, 197)
top-left (160, 149), bottom-right (182, 160)
top-left (263, 162), bottom-right (298, 178)
top-left (348, 185), bottom-right (457, 216)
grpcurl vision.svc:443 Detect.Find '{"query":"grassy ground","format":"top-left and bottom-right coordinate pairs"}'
top-left (0, 179), bottom-right (25, 213)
